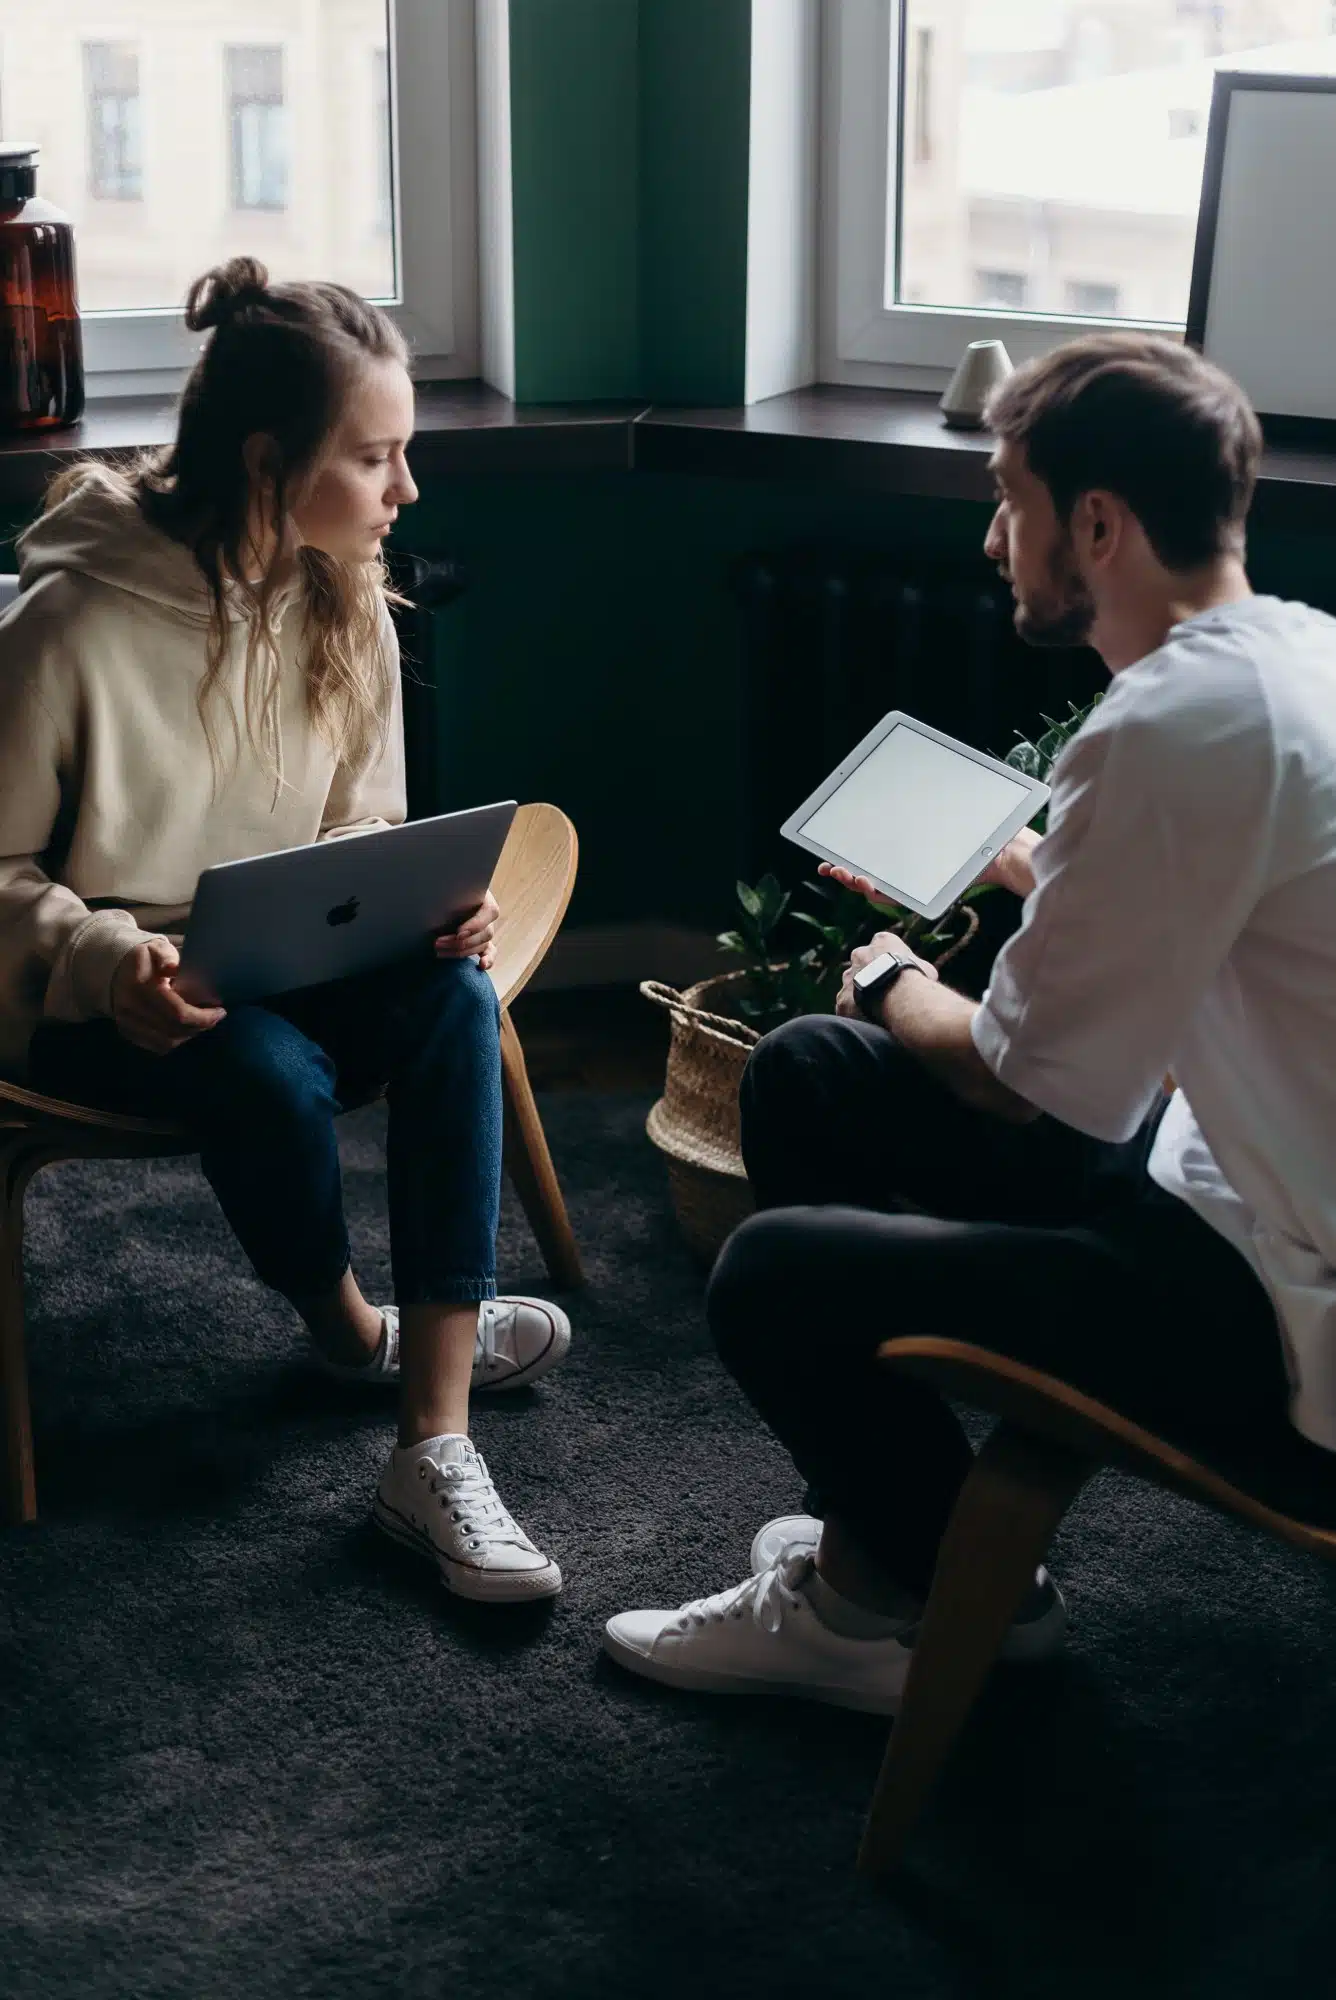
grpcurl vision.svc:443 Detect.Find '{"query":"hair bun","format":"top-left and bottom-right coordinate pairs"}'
top-left (184, 257), bottom-right (272, 333)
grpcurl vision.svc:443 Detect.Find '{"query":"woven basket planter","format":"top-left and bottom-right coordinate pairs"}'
top-left (641, 972), bottom-right (759, 1266)
top-left (641, 907), bottom-right (980, 1267)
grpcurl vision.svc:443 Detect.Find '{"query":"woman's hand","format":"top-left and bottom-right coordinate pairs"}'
top-left (435, 889), bottom-right (500, 974)
top-left (110, 939), bottom-right (227, 1054)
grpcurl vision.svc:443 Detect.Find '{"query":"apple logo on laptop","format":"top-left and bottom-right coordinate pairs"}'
top-left (326, 895), bottom-right (360, 927)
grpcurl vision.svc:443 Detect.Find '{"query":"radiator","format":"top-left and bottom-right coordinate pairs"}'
top-left (733, 550), bottom-right (1106, 881)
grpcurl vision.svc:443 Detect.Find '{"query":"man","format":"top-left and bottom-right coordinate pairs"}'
top-left (604, 334), bottom-right (1336, 1713)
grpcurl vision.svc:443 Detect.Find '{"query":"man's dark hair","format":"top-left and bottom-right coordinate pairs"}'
top-left (986, 334), bottom-right (1262, 571)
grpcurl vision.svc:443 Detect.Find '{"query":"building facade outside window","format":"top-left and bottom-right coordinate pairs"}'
top-left (374, 47), bottom-right (391, 234)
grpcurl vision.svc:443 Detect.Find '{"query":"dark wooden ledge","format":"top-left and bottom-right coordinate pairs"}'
top-left (1, 380), bottom-right (1334, 532)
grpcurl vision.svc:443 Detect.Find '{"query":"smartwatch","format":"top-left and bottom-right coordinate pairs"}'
top-left (852, 947), bottom-right (927, 1021)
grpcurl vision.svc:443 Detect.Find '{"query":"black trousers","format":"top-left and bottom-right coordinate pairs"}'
top-left (706, 1014), bottom-right (1289, 1597)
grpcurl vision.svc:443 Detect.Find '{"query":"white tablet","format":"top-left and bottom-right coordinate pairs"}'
top-left (780, 711), bottom-right (1050, 922)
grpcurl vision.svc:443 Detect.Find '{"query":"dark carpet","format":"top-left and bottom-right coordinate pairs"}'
top-left (3, 1092), bottom-right (1336, 2000)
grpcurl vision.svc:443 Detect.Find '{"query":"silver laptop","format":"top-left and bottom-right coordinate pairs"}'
top-left (174, 801), bottom-right (517, 1007)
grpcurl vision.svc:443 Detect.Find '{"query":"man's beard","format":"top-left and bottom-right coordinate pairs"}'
top-left (1012, 535), bottom-right (1096, 650)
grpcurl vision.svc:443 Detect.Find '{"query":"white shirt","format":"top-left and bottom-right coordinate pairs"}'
top-left (971, 597), bottom-right (1336, 1452)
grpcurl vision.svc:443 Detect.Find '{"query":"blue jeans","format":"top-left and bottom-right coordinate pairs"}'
top-left (28, 954), bottom-right (503, 1307)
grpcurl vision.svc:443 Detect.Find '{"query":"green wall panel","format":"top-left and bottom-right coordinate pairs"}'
top-left (508, 0), bottom-right (641, 402)
top-left (637, 0), bottom-right (752, 405)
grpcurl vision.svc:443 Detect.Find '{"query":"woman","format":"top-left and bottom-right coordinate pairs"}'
top-left (0, 258), bottom-right (569, 1603)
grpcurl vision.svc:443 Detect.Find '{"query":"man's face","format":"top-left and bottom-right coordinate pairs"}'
top-left (983, 439), bottom-right (1096, 650)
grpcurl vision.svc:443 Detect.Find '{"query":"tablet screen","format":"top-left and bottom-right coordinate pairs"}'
top-left (796, 722), bottom-right (1032, 906)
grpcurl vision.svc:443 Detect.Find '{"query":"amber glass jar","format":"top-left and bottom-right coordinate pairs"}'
top-left (0, 143), bottom-right (84, 431)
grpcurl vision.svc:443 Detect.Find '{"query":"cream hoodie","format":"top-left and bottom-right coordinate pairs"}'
top-left (0, 466), bottom-right (405, 1076)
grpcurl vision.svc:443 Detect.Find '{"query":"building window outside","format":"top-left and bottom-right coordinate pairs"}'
top-left (227, 45), bottom-right (287, 212)
top-left (912, 27), bottom-right (934, 166)
top-left (85, 42), bottom-right (142, 201)
top-left (974, 268), bottom-right (1028, 310)
top-left (1066, 279), bottom-right (1121, 318)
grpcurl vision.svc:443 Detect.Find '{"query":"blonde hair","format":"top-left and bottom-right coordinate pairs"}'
top-left (48, 256), bottom-right (408, 792)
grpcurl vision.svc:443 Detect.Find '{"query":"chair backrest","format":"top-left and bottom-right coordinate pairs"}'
top-left (488, 803), bottom-right (578, 1012)
top-left (0, 575), bottom-right (19, 615)
top-left (880, 1334), bottom-right (1336, 1559)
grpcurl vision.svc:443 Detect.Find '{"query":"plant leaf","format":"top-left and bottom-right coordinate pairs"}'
top-left (736, 881), bottom-right (762, 920)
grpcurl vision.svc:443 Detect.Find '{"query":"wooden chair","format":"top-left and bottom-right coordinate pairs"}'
top-left (856, 1336), bottom-right (1336, 1881)
top-left (0, 801), bottom-right (582, 1526)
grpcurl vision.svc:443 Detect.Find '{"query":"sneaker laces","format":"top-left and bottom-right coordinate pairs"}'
top-left (673, 1552), bottom-right (813, 1636)
top-left (379, 1306), bottom-right (513, 1377)
top-left (423, 1447), bottom-right (532, 1553)
top-left (475, 1299), bottom-right (517, 1374)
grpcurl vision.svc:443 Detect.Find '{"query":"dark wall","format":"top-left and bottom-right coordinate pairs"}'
top-left (405, 469), bottom-right (1336, 934)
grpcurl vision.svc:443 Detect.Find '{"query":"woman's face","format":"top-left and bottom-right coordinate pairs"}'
top-left (288, 358), bottom-right (419, 564)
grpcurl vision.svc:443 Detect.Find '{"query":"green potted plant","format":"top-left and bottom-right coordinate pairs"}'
top-left (643, 695), bottom-right (1101, 1261)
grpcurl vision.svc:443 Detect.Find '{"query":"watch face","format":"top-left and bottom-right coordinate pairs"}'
top-left (855, 950), bottom-right (901, 990)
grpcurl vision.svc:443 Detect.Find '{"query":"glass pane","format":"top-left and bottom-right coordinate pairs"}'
top-left (895, 2), bottom-right (1336, 325)
top-left (2, 1), bottom-right (396, 312)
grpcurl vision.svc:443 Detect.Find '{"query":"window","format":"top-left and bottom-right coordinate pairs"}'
top-left (974, 268), bottom-right (1028, 310)
top-left (13, 0), bottom-right (475, 390)
top-left (227, 47), bottom-right (287, 213)
top-left (824, 0), bottom-right (1336, 381)
top-left (84, 43), bottom-right (142, 202)
top-left (1066, 279), bottom-right (1121, 319)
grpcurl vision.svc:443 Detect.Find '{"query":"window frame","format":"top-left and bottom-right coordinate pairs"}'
top-left (819, 0), bottom-right (1177, 388)
top-left (82, 0), bottom-right (477, 396)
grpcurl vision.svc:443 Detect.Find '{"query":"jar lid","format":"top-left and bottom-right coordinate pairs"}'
top-left (0, 144), bottom-right (38, 202)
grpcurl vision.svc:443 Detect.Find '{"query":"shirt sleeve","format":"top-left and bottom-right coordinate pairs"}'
top-left (317, 604), bottom-right (408, 841)
top-left (971, 668), bottom-right (1278, 1142)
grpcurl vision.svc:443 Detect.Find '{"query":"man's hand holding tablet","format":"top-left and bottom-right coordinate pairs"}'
top-left (782, 711), bottom-right (1049, 922)
top-left (818, 821), bottom-right (1043, 908)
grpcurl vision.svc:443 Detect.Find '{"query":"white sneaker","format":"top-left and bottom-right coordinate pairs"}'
top-left (472, 1296), bottom-right (572, 1392)
top-left (373, 1433), bottom-right (562, 1602)
top-left (748, 1514), bottom-right (1068, 1665)
top-left (602, 1553), bottom-right (914, 1714)
top-left (317, 1297), bottom-right (571, 1394)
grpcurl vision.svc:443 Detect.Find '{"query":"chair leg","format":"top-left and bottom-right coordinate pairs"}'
top-left (499, 1007), bottom-right (584, 1289)
top-left (0, 1140), bottom-right (41, 1525)
top-left (857, 1421), bottom-right (1093, 1881)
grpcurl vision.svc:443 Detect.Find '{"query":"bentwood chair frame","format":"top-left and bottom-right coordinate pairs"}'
top-left (857, 1336), bottom-right (1336, 1881)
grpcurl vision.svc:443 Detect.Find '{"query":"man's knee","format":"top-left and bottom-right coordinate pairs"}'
top-left (742, 1011), bottom-right (853, 1128)
top-left (707, 1208), bottom-right (818, 1382)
